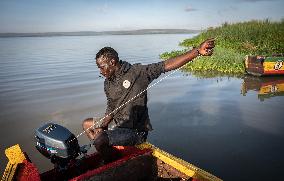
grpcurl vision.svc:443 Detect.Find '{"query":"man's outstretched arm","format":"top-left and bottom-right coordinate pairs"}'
top-left (164, 38), bottom-right (215, 72)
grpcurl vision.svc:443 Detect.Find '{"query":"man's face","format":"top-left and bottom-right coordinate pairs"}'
top-left (96, 57), bottom-right (116, 79)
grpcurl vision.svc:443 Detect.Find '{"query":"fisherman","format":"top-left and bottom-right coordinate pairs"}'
top-left (82, 38), bottom-right (215, 162)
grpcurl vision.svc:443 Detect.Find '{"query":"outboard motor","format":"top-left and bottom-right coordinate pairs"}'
top-left (35, 123), bottom-right (89, 170)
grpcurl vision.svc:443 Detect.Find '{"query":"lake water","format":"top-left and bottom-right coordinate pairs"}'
top-left (0, 34), bottom-right (283, 181)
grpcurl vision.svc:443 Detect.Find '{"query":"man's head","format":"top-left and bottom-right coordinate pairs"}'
top-left (96, 47), bottom-right (120, 79)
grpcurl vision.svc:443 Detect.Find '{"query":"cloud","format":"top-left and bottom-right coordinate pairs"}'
top-left (184, 5), bottom-right (197, 12)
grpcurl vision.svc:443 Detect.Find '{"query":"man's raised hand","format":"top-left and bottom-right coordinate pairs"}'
top-left (198, 38), bottom-right (215, 56)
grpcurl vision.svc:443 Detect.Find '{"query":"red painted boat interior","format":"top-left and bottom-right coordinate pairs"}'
top-left (16, 146), bottom-right (152, 181)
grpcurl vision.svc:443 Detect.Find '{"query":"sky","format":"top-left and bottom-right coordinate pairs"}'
top-left (0, 0), bottom-right (283, 33)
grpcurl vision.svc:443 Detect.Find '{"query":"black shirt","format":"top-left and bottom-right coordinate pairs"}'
top-left (104, 60), bottom-right (166, 131)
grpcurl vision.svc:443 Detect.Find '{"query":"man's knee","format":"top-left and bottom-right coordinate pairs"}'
top-left (82, 118), bottom-right (93, 130)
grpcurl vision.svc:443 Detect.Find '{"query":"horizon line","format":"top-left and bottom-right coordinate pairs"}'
top-left (0, 28), bottom-right (201, 34)
top-left (0, 29), bottom-right (201, 38)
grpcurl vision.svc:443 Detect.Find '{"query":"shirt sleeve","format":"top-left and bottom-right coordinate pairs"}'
top-left (141, 61), bottom-right (166, 84)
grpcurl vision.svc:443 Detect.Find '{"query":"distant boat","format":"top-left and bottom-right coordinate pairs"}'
top-left (2, 143), bottom-right (222, 181)
top-left (245, 55), bottom-right (284, 76)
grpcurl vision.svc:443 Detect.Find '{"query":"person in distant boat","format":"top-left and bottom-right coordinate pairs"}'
top-left (82, 38), bottom-right (215, 162)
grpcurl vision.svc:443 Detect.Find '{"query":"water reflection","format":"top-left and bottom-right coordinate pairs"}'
top-left (241, 75), bottom-right (284, 101)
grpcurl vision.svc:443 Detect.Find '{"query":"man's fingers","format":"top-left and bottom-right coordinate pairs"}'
top-left (206, 44), bottom-right (215, 49)
top-left (207, 40), bottom-right (215, 45)
top-left (201, 39), bottom-right (215, 48)
top-left (206, 38), bottom-right (215, 45)
top-left (199, 38), bottom-right (215, 56)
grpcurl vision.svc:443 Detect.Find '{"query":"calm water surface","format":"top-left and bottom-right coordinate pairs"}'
top-left (0, 34), bottom-right (283, 180)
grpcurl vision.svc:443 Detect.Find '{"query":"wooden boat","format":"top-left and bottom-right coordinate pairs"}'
top-left (241, 75), bottom-right (284, 101)
top-left (2, 143), bottom-right (221, 181)
top-left (245, 55), bottom-right (284, 76)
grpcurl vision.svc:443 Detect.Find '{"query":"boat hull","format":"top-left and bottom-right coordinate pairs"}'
top-left (2, 143), bottom-right (222, 181)
top-left (245, 56), bottom-right (284, 76)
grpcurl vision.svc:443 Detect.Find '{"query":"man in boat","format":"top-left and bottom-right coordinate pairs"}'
top-left (82, 38), bottom-right (215, 162)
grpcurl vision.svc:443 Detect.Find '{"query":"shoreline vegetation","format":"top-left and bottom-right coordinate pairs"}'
top-left (0, 29), bottom-right (200, 38)
top-left (160, 20), bottom-right (284, 76)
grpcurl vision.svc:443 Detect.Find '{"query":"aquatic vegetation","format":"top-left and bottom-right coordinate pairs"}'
top-left (160, 19), bottom-right (284, 75)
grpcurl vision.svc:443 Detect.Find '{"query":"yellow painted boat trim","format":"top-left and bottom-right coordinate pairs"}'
top-left (136, 142), bottom-right (222, 181)
top-left (2, 144), bottom-right (27, 181)
top-left (263, 62), bottom-right (284, 71)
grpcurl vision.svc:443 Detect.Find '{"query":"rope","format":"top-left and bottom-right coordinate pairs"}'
top-left (75, 56), bottom-right (199, 139)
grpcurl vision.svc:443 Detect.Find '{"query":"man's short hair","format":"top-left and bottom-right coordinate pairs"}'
top-left (96, 47), bottom-right (119, 63)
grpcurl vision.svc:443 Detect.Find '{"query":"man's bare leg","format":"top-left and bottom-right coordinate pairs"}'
top-left (82, 118), bottom-right (119, 163)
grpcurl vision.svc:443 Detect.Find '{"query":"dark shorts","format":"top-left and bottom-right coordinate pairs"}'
top-left (105, 127), bottom-right (148, 146)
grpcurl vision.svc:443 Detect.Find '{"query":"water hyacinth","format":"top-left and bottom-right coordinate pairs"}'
top-left (160, 19), bottom-right (284, 76)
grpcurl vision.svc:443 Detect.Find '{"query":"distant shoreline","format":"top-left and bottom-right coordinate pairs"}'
top-left (0, 29), bottom-right (200, 38)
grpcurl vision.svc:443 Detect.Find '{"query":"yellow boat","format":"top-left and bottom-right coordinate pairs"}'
top-left (2, 123), bottom-right (221, 181)
top-left (2, 143), bottom-right (221, 181)
top-left (245, 55), bottom-right (284, 76)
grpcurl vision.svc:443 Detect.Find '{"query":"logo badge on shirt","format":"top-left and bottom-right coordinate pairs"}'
top-left (123, 80), bottom-right (131, 89)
